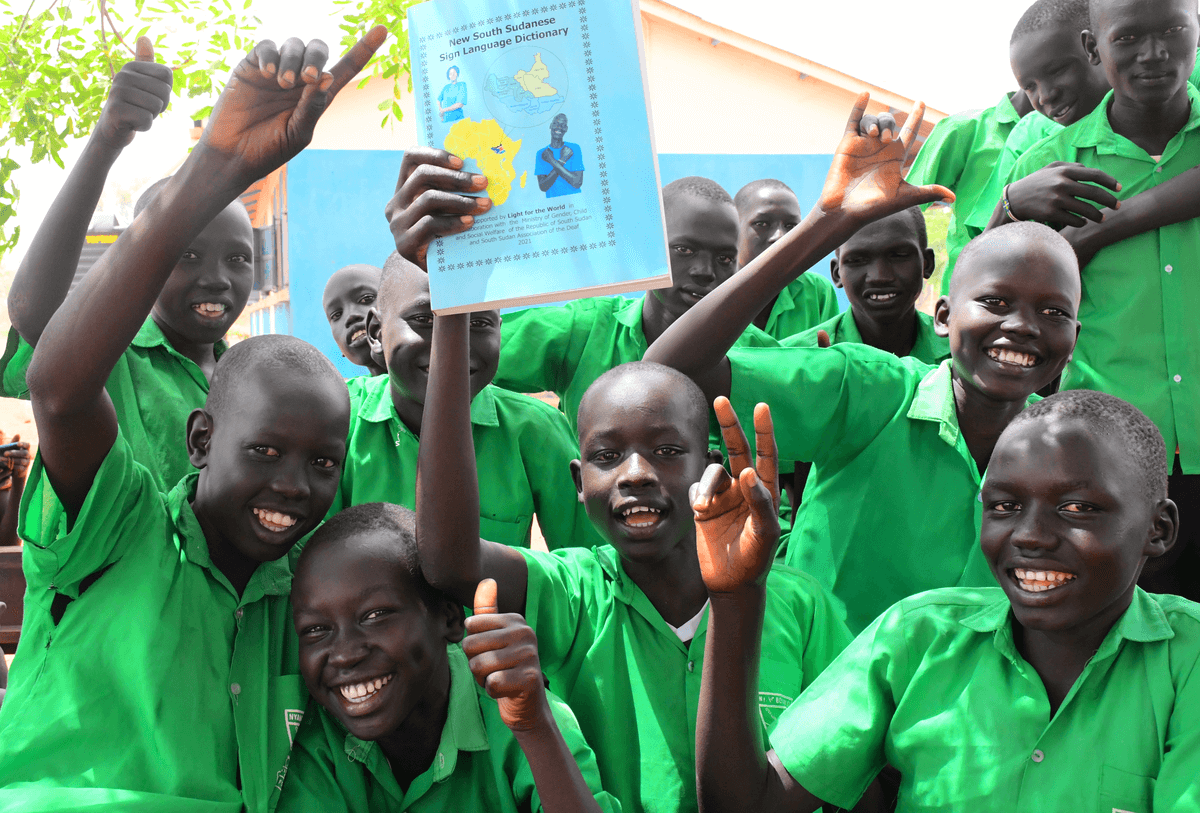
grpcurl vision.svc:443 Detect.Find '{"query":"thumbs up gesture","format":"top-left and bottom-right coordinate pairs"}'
top-left (462, 578), bottom-right (550, 732)
top-left (94, 36), bottom-right (174, 150)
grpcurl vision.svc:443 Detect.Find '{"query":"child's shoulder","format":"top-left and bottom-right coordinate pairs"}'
top-left (345, 373), bottom-right (390, 421)
top-left (881, 586), bottom-right (1011, 640)
top-left (1144, 591), bottom-right (1200, 640)
top-left (484, 383), bottom-right (576, 430)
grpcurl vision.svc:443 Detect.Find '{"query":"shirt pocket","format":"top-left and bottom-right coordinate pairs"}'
top-left (1098, 764), bottom-right (1154, 813)
top-left (479, 515), bottom-right (531, 548)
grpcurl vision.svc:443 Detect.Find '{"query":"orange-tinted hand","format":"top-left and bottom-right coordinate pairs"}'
top-left (463, 578), bottom-right (550, 732)
top-left (817, 93), bottom-right (953, 223)
top-left (816, 329), bottom-right (831, 349)
top-left (691, 399), bottom-right (780, 593)
top-left (199, 26), bottom-right (386, 186)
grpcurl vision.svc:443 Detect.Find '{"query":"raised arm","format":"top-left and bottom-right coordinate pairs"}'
top-left (644, 94), bottom-right (951, 401)
top-left (416, 313), bottom-right (529, 614)
top-left (7, 38), bottom-right (172, 347)
top-left (26, 29), bottom-right (385, 514)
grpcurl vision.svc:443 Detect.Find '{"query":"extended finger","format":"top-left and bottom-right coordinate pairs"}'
top-left (397, 147), bottom-right (465, 191)
top-left (738, 466), bottom-right (779, 550)
top-left (898, 100), bottom-right (926, 154)
top-left (474, 577), bottom-right (499, 615)
top-left (325, 24), bottom-right (388, 98)
top-left (134, 35), bottom-right (154, 62)
top-left (844, 91), bottom-right (871, 136)
top-left (714, 396), bottom-right (751, 475)
top-left (397, 164), bottom-right (489, 207)
top-left (911, 183), bottom-right (955, 206)
top-left (299, 39), bottom-right (331, 85)
top-left (816, 329), bottom-right (831, 348)
top-left (1064, 180), bottom-right (1120, 211)
top-left (394, 213), bottom-right (478, 262)
top-left (1062, 164), bottom-right (1122, 193)
top-left (753, 403), bottom-right (778, 505)
top-left (252, 40), bottom-right (280, 79)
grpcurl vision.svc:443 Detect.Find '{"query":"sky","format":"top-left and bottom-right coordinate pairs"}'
top-left (2, 0), bottom-right (1029, 266)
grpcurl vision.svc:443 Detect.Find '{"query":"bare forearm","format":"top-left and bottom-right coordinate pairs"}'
top-left (698, 589), bottom-right (821, 813)
top-left (513, 717), bottom-right (603, 813)
top-left (1087, 169), bottom-right (1200, 249)
top-left (9, 137), bottom-right (123, 345)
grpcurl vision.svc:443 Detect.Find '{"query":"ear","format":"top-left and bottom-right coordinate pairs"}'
top-left (186, 408), bottom-right (214, 469)
top-left (366, 306), bottom-right (384, 358)
top-left (705, 448), bottom-right (725, 467)
top-left (829, 257), bottom-right (843, 288)
top-left (922, 248), bottom-right (936, 280)
top-left (933, 295), bottom-right (951, 337)
top-left (570, 459), bottom-right (584, 502)
top-left (439, 596), bottom-right (467, 644)
top-left (1143, 497), bottom-right (1180, 561)
top-left (1082, 30), bottom-right (1101, 66)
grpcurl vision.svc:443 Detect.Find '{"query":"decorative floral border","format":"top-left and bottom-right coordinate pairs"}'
top-left (415, 0), bottom-right (619, 271)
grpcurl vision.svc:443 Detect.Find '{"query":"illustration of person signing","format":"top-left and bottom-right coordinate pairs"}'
top-left (535, 113), bottom-right (584, 197)
top-left (438, 65), bottom-right (467, 122)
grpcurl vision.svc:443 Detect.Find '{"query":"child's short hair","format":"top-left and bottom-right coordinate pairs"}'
top-left (952, 221), bottom-right (1077, 293)
top-left (1012, 0), bottom-right (1090, 43)
top-left (733, 179), bottom-right (794, 211)
top-left (577, 361), bottom-right (710, 441)
top-left (302, 502), bottom-right (446, 608)
top-left (1008, 390), bottom-right (1169, 501)
top-left (205, 334), bottom-right (344, 417)
top-left (662, 176), bottom-right (734, 209)
top-left (376, 250), bottom-right (417, 316)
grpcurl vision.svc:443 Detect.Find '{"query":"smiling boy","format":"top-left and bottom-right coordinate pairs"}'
top-left (734, 179), bottom-right (840, 340)
top-left (692, 389), bottom-right (1199, 812)
top-left (0, 30), bottom-right (384, 812)
top-left (646, 97), bottom-right (1083, 632)
top-left (411, 307), bottom-right (851, 813)
top-left (324, 263), bottom-right (385, 376)
top-left (276, 504), bottom-right (619, 813)
top-left (329, 251), bottom-right (596, 551)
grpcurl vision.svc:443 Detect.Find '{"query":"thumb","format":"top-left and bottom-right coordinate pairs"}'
top-left (474, 578), bottom-right (499, 615)
top-left (816, 330), bottom-right (831, 349)
top-left (910, 183), bottom-right (955, 206)
top-left (135, 35), bottom-right (154, 63)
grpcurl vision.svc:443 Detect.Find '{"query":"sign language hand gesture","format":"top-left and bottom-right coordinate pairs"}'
top-left (816, 92), bottom-right (954, 223)
top-left (691, 399), bottom-right (780, 594)
top-left (94, 36), bottom-right (173, 150)
top-left (198, 26), bottom-right (387, 188)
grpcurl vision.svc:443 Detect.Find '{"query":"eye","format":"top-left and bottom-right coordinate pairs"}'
top-left (470, 316), bottom-right (495, 329)
top-left (364, 608), bottom-right (391, 622)
top-left (1039, 305), bottom-right (1070, 318)
top-left (359, 294), bottom-right (376, 305)
top-left (717, 254), bottom-right (736, 266)
top-left (299, 623), bottom-right (329, 639)
top-left (229, 253), bottom-right (251, 264)
top-left (752, 220), bottom-right (770, 229)
top-left (655, 446), bottom-right (683, 457)
top-left (328, 310), bottom-right (342, 323)
top-left (251, 445), bottom-right (281, 457)
top-left (671, 245), bottom-right (694, 256)
top-left (408, 313), bottom-right (434, 326)
top-left (980, 296), bottom-right (1009, 308)
top-left (181, 249), bottom-right (200, 261)
top-left (1165, 25), bottom-right (1185, 35)
top-left (313, 456), bottom-right (338, 470)
top-left (1061, 501), bottom-right (1096, 513)
top-left (989, 500), bottom-right (1021, 514)
top-left (590, 449), bottom-right (620, 463)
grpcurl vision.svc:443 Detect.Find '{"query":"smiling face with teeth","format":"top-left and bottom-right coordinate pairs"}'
top-left (293, 527), bottom-right (464, 746)
top-left (151, 200), bottom-right (254, 349)
top-left (324, 264), bottom-right (383, 373)
top-left (1010, 24), bottom-right (1110, 127)
top-left (981, 411), bottom-right (1175, 641)
top-left (831, 210), bottom-right (934, 335)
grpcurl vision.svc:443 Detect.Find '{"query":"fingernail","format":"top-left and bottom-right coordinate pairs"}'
top-left (302, 65), bottom-right (318, 81)
top-left (472, 174), bottom-right (488, 190)
top-left (266, 62), bottom-right (277, 75)
top-left (461, 215), bottom-right (474, 225)
top-left (477, 198), bottom-right (493, 212)
top-left (449, 155), bottom-right (464, 169)
top-left (281, 70), bottom-right (295, 86)
top-left (1116, 183), bottom-right (1122, 191)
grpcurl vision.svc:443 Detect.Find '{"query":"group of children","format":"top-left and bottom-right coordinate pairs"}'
top-left (0, 0), bottom-right (1197, 809)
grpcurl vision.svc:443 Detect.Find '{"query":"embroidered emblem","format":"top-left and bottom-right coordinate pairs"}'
top-left (285, 708), bottom-right (305, 745)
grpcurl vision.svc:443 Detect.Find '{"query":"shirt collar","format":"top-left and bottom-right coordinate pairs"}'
top-left (131, 315), bottom-right (229, 359)
top-left (343, 645), bottom-right (490, 780)
top-left (356, 375), bottom-right (500, 429)
top-left (1069, 85), bottom-right (1200, 160)
top-left (906, 360), bottom-right (961, 447)
top-left (995, 91), bottom-right (1022, 125)
top-left (618, 295), bottom-right (649, 336)
top-left (166, 472), bottom-right (294, 601)
top-left (594, 545), bottom-right (705, 649)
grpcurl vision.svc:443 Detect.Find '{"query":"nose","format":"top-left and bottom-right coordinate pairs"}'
top-left (271, 464), bottom-right (312, 502)
top-left (1000, 305), bottom-right (1040, 339)
top-left (767, 222), bottom-right (787, 244)
top-left (687, 253), bottom-right (718, 286)
top-left (197, 259), bottom-right (234, 292)
top-left (1035, 80), bottom-right (1060, 110)
top-left (617, 452), bottom-right (657, 490)
top-left (326, 625), bottom-right (370, 668)
top-left (1139, 34), bottom-right (1169, 63)
top-left (863, 257), bottom-right (895, 286)
top-left (1009, 506), bottom-right (1059, 555)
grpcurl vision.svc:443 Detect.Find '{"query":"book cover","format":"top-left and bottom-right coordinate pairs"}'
top-left (408, 0), bottom-right (671, 314)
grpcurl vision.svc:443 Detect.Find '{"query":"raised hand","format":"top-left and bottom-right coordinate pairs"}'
top-left (384, 147), bottom-right (491, 270)
top-left (1004, 162), bottom-right (1121, 228)
top-left (817, 93), bottom-right (953, 223)
top-left (198, 26), bottom-right (386, 188)
top-left (691, 399), bottom-right (780, 594)
top-left (463, 578), bottom-right (550, 732)
top-left (94, 37), bottom-right (173, 150)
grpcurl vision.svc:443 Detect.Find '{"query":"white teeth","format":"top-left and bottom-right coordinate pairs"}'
top-left (339, 674), bottom-right (392, 703)
top-left (1013, 568), bottom-right (1077, 592)
top-left (867, 292), bottom-right (898, 301)
top-left (193, 303), bottom-right (227, 316)
top-left (988, 348), bottom-right (1038, 368)
top-left (350, 329), bottom-right (366, 343)
top-left (622, 506), bottom-right (661, 516)
top-left (253, 508), bottom-right (298, 532)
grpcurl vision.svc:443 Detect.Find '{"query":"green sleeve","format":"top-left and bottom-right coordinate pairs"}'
top-left (509, 691), bottom-right (623, 813)
top-left (495, 303), bottom-right (592, 396)
top-left (517, 548), bottom-right (591, 670)
top-left (767, 601), bottom-right (911, 810)
top-left (518, 398), bottom-right (601, 550)
top-left (1155, 616), bottom-right (1200, 809)
top-left (276, 707), bottom-right (371, 813)
top-left (964, 114), bottom-right (1062, 232)
top-left (905, 115), bottom-right (978, 193)
top-left (17, 432), bottom-right (160, 596)
top-left (1007, 134), bottom-right (1073, 187)
top-left (726, 345), bottom-right (917, 468)
top-left (792, 571), bottom-right (853, 688)
top-left (0, 329), bottom-right (33, 400)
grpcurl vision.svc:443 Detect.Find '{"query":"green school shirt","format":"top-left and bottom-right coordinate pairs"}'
top-left (728, 349), bottom-right (1036, 633)
top-left (1009, 85), bottom-right (1200, 473)
top-left (769, 587), bottom-right (1200, 812)
top-left (963, 111), bottom-right (1063, 234)
top-left (494, 294), bottom-right (779, 443)
top-left (276, 645), bottom-right (621, 813)
top-left (519, 544), bottom-right (851, 813)
top-left (0, 435), bottom-right (305, 813)
top-left (905, 93), bottom-right (1024, 294)
top-left (0, 319), bottom-right (225, 492)
top-left (760, 274), bottom-right (841, 341)
top-left (332, 375), bottom-right (599, 550)
top-left (782, 309), bottom-right (950, 366)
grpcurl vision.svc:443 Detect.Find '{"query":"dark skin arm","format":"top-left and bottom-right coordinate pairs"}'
top-left (415, 313), bottom-right (529, 614)
top-left (643, 94), bottom-right (952, 404)
top-left (1059, 165), bottom-right (1200, 267)
top-left (984, 161), bottom-right (1121, 232)
top-left (0, 437), bottom-right (32, 547)
top-left (464, 579), bottom-right (603, 813)
top-left (7, 38), bottom-right (172, 347)
top-left (25, 29), bottom-right (385, 517)
top-left (537, 147), bottom-right (583, 191)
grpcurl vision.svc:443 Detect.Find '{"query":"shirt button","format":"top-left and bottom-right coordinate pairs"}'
top-left (1166, 264), bottom-right (1174, 273)
top-left (1156, 165), bottom-right (1163, 172)
top-left (687, 661), bottom-right (695, 673)
top-left (235, 608), bottom-right (244, 619)
top-left (230, 683), bottom-right (241, 696)
top-left (1031, 749), bottom-right (1044, 763)
top-left (1175, 374), bottom-right (1183, 383)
